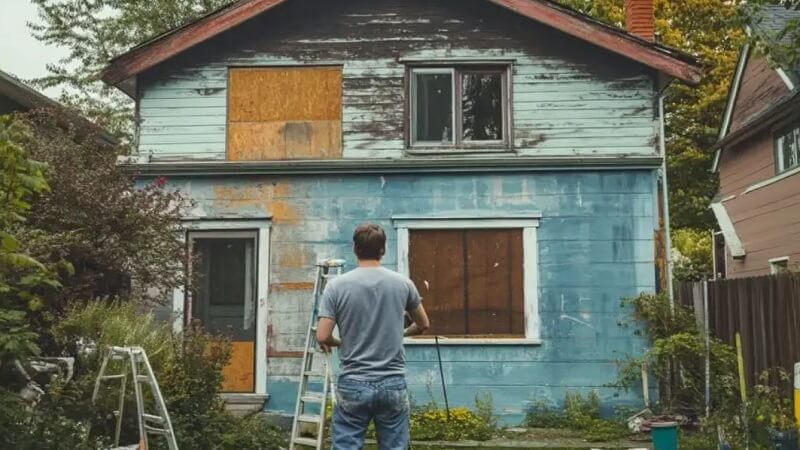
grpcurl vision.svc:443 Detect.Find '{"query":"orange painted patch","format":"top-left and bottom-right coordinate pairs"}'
top-left (221, 341), bottom-right (255, 392)
top-left (270, 282), bottom-right (315, 291)
top-left (211, 184), bottom-right (300, 223)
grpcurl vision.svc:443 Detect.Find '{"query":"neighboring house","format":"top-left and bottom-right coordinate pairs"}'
top-left (0, 68), bottom-right (116, 144)
top-left (101, 0), bottom-right (700, 422)
top-left (710, 5), bottom-right (800, 280)
top-left (0, 69), bottom-right (61, 115)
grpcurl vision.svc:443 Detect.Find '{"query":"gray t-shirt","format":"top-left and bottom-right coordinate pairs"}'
top-left (319, 266), bottom-right (421, 380)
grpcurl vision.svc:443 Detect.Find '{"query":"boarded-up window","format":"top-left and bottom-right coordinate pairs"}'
top-left (227, 67), bottom-right (342, 160)
top-left (408, 229), bottom-right (524, 337)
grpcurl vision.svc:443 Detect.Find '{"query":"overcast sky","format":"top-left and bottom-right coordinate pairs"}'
top-left (0, 0), bottom-right (69, 97)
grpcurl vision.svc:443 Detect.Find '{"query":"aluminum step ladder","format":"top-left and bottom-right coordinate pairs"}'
top-left (289, 259), bottom-right (345, 450)
top-left (92, 346), bottom-right (178, 450)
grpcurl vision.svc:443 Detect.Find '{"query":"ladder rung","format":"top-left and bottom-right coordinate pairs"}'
top-left (304, 371), bottom-right (325, 378)
top-left (143, 413), bottom-right (165, 424)
top-left (100, 374), bottom-right (126, 380)
top-left (137, 375), bottom-right (151, 383)
top-left (301, 393), bottom-right (324, 403)
top-left (293, 437), bottom-right (319, 447)
top-left (144, 425), bottom-right (170, 435)
top-left (297, 414), bottom-right (322, 424)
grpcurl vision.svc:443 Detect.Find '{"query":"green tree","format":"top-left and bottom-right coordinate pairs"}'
top-left (559, 0), bottom-right (745, 230)
top-left (17, 109), bottom-right (190, 319)
top-left (0, 115), bottom-right (53, 446)
top-left (748, 0), bottom-right (800, 69)
top-left (29, 0), bottom-right (230, 139)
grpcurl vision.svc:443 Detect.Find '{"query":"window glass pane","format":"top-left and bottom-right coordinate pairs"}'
top-left (462, 72), bottom-right (503, 141)
top-left (414, 72), bottom-right (453, 143)
top-left (779, 127), bottom-right (800, 171)
top-left (193, 238), bottom-right (256, 340)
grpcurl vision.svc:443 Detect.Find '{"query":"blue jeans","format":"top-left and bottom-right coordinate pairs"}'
top-left (331, 376), bottom-right (410, 450)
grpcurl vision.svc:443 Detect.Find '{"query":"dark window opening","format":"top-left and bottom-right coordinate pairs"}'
top-left (410, 66), bottom-right (508, 149)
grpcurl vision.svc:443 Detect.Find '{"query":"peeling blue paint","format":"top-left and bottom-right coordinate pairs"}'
top-left (147, 169), bottom-right (658, 424)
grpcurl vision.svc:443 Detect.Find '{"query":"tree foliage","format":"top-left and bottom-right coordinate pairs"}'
top-left (16, 109), bottom-right (190, 320)
top-left (559, 0), bottom-right (745, 231)
top-left (28, 0), bottom-right (231, 139)
top-left (748, 0), bottom-right (800, 69)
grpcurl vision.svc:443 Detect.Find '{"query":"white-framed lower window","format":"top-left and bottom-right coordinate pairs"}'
top-left (394, 216), bottom-right (540, 344)
top-left (174, 219), bottom-right (271, 395)
top-left (769, 256), bottom-right (790, 275)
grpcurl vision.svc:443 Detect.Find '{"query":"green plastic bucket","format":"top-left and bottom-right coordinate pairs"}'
top-left (651, 421), bottom-right (678, 450)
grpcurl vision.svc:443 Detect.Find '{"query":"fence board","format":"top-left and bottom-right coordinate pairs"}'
top-left (675, 273), bottom-right (800, 390)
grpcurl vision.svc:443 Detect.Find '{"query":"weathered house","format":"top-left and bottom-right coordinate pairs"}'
top-left (711, 5), bottom-right (800, 280)
top-left (102, 0), bottom-right (700, 422)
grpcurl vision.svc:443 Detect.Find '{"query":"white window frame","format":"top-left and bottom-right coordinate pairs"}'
top-left (393, 215), bottom-right (541, 345)
top-left (175, 219), bottom-right (271, 395)
top-left (769, 256), bottom-right (790, 275)
top-left (409, 66), bottom-right (510, 150)
top-left (775, 125), bottom-right (800, 173)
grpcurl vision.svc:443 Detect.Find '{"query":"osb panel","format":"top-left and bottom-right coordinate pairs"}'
top-left (228, 122), bottom-right (287, 160)
top-left (221, 341), bottom-right (255, 392)
top-left (228, 67), bottom-right (342, 122)
top-left (228, 120), bottom-right (341, 160)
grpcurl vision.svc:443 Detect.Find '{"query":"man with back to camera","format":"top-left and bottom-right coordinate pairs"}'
top-left (316, 223), bottom-right (430, 450)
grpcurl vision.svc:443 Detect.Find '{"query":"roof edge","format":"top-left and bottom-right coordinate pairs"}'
top-left (102, 0), bottom-right (702, 86)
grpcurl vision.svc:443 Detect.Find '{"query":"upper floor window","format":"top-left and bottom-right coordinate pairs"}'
top-left (409, 66), bottom-right (509, 150)
top-left (775, 124), bottom-right (800, 173)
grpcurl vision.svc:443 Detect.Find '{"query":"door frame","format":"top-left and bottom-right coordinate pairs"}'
top-left (174, 219), bottom-right (271, 395)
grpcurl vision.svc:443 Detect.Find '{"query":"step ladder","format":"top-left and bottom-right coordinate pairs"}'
top-left (92, 346), bottom-right (178, 450)
top-left (289, 259), bottom-right (346, 450)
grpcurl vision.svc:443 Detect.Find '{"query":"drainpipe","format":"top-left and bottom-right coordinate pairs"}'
top-left (658, 94), bottom-right (674, 301)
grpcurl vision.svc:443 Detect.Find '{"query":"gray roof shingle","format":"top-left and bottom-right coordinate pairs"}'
top-left (748, 4), bottom-right (800, 81)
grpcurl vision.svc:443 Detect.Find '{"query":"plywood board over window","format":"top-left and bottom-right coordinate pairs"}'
top-left (227, 67), bottom-right (342, 160)
top-left (408, 229), bottom-right (525, 337)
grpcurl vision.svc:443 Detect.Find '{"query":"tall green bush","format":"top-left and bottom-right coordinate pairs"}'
top-left (616, 293), bottom-right (737, 413)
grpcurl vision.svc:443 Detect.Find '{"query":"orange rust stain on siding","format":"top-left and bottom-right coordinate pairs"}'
top-left (270, 282), bottom-right (315, 291)
top-left (212, 184), bottom-right (300, 223)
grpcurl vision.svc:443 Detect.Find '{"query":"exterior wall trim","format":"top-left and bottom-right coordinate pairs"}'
top-left (393, 215), bottom-right (540, 341)
top-left (741, 165), bottom-right (800, 195)
top-left (710, 202), bottom-right (746, 258)
top-left (776, 68), bottom-right (796, 91)
top-left (179, 218), bottom-right (272, 396)
top-left (119, 156), bottom-right (664, 176)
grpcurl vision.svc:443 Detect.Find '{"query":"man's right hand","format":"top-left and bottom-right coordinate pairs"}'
top-left (404, 304), bottom-right (430, 337)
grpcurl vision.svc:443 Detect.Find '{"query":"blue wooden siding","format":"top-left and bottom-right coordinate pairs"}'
top-left (136, 0), bottom-right (657, 161)
top-left (151, 169), bottom-right (657, 424)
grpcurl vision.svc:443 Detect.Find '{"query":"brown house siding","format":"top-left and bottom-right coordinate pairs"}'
top-left (730, 54), bottom-right (790, 133)
top-left (719, 131), bottom-right (800, 278)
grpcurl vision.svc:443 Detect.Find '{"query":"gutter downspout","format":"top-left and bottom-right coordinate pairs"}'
top-left (658, 94), bottom-right (674, 301)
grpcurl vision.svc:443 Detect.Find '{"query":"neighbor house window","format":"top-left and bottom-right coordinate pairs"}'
top-left (395, 218), bottom-right (539, 341)
top-left (410, 67), bottom-right (509, 149)
top-left (770, 257), bottom-right (790, 275)
top-left (776, 124), bottom-right (800, 173)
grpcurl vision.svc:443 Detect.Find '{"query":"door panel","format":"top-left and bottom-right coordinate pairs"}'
top-left (191, 233), bottom-right (257, 393)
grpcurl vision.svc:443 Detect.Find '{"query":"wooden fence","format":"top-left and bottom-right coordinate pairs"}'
top-left (675, 273), bottom-right (800, 388)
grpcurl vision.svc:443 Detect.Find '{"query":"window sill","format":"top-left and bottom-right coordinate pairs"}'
top-left (403, 338), bottom-right (542, 346)
top-left (405, 148), bottom-right (513, 156)
top-left (742, 165), bottom-right (800, 194)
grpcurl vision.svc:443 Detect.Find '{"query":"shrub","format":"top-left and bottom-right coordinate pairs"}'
top-left (13, 301), bottom-right (286, 450)
top-left (616, 292), bottom-right (737, 413)
top-left (411, 404), bottom-right (494, 441)
top-left (524, 391), bottom-right (629, 442)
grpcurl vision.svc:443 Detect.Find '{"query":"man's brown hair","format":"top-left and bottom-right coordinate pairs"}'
top-left (353, 224), bottom-right (386, 260)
